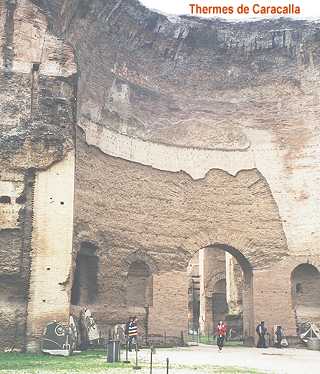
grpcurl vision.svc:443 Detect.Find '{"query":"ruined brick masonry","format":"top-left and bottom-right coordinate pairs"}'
top-left (0, 0), bottom-right (320, 351)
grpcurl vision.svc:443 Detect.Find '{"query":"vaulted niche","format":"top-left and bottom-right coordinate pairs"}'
top-left (71, 242), bottom-right (98, 306)
top-left (291, 263), bottom-right (320, 329)
top-left (127, 260), bottom-right (153, 307)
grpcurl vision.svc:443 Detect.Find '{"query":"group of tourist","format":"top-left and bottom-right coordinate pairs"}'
top-left (216, 320), bottom-right (287, 351)
top-left (256, 321), bottom-right (287, 349)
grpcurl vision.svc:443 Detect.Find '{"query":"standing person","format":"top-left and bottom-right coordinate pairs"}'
top-left (256, 321), bottom-right (267, 348)
top-left (275, 326), bottom-right (288, 348)
top-left (216, 320), bottom-right (227, 352)
top-left (128, 316), bottom-right (138, 352)
top-left (274, 325), bottom-right (283, 348)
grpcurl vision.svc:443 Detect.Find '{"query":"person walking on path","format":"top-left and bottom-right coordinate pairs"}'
top-left (128, 316), bottom-right (138, 352)
top-left (256, 321), bottom-right (267, 348)
top-left (216, 320), bottom-right (227, 352)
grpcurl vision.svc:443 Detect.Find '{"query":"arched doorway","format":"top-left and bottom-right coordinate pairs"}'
top-left (291, 263), bottom-right (320, 329)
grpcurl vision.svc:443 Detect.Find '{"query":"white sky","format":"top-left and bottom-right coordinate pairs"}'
top-left (139, 0), bottom-right (320, 21)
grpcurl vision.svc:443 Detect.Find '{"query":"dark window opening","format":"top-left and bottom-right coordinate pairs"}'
top-left (0, 196), bottom-right (11, 204)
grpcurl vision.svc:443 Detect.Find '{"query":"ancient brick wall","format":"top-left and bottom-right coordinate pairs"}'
top-left (148, 271), bottom-right (188, 339)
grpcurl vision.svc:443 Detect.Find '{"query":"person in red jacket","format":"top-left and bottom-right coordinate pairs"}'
top-left (216, 321), bottom-right (227, 351)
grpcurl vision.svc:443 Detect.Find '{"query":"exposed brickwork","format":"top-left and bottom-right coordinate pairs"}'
top-left (148, 271), bottom-right (188, 338)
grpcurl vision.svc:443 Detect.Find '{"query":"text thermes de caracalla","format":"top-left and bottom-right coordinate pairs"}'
top-left (189, 3), bottom-right (301, 15)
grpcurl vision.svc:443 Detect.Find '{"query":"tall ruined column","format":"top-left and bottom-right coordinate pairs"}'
top-left (0, 0), bottom-right (77, 351)
top-left (26, 152), bottom-right (76, 351)
top-left (199, 248), bottom-right (226, 334)
top-left (225, 252), bottom-right (243, 315)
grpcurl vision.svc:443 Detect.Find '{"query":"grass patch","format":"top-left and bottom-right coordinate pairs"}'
top-left (0, 350), bottom-right (131, 373)
top-left (0, 350), bottom-right (267, 374)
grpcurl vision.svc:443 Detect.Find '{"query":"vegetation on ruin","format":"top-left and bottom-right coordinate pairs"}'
top-left (0, 349), bottom-right (266, 374)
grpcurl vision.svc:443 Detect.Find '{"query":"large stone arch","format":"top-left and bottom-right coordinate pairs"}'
top-left (186, 232), bottom-right (269, 271)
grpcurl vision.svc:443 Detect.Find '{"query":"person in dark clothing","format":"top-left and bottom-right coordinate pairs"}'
top-left (216, 320), bottom-right (227, 352)
top-left (256, 321), bottom-right (267, 348)
top-left (275, 326), bottom-right (284, 348)
top-left (128, 316), bottom-right (138, 352)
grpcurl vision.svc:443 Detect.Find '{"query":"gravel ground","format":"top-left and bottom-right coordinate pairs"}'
top-left (131, 344), bottom-right (320, 374)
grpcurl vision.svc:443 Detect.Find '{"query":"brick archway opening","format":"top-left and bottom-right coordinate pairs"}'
top-left (187, 244), bottom-right (253, 344)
